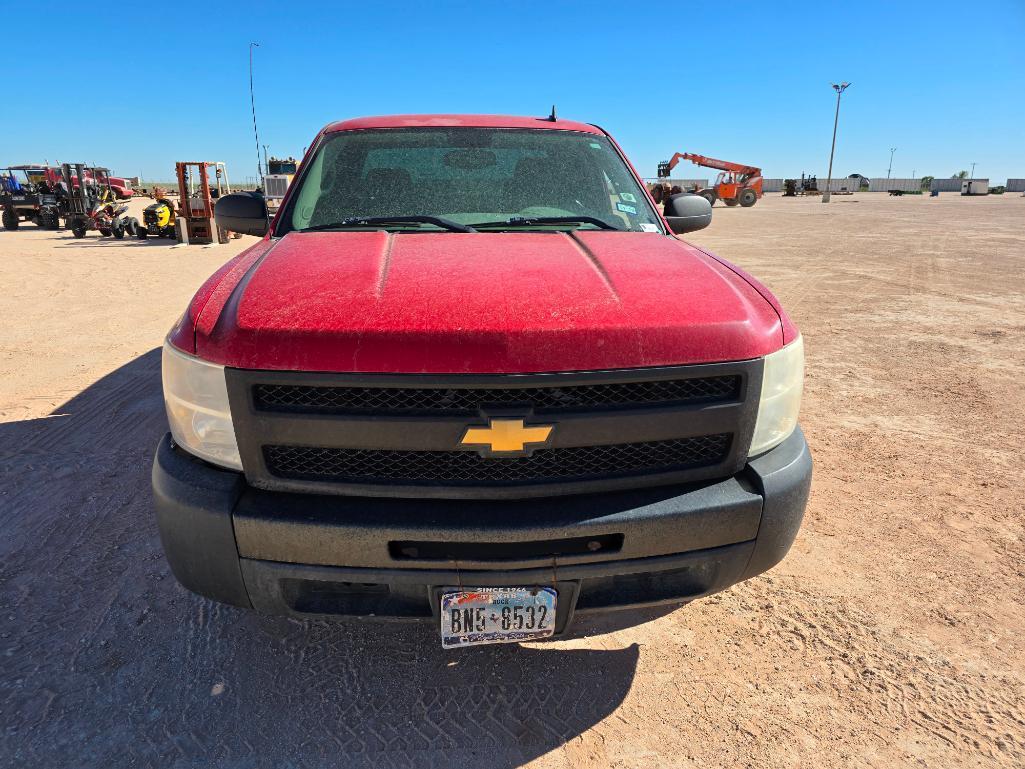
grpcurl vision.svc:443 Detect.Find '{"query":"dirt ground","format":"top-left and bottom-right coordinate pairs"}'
top-left (1, 194), bottom-right (1023, 768)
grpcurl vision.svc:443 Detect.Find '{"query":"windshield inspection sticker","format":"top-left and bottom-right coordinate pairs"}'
top-left (639, 223), bottom-right (660, 232)
top-left (589, 142), bottom-right (602, 149)
top-left (616, 202), bottom-right (638, 215)
top-left (619, 192), bottom-right (637, 203)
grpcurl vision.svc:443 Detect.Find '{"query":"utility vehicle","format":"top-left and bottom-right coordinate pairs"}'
top-left (1, 166), bottom-right (62, 229)
top-left (154, 114), bottom-right (811, 648)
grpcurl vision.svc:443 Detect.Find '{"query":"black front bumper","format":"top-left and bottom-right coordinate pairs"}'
top-left (152, 428), bottom-right (811, 633)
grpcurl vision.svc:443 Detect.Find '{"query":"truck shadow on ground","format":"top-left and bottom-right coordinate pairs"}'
top-left (0, 349), bottom-right (654, 768)
top-left (52, 237), bottom-right (183, 249)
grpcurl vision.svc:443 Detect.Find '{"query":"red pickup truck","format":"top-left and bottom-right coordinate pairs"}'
top-left (153, 114), bottom-right (810, 648)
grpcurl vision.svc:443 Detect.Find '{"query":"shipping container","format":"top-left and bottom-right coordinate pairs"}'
top-left (1006, 179), bottom-right (1025, 193)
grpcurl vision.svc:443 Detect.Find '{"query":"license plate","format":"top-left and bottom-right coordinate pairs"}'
top-left (440, 587), bottom-right (557, 648)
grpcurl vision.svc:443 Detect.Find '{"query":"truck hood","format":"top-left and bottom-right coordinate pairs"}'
top-left (193, 230), bottom-right (783, 373)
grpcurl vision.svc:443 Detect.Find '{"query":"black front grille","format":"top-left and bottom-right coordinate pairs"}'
top-left (263, 434), bottom-right (731, 487)
top-left (253, 376), bottom-right (740, 416)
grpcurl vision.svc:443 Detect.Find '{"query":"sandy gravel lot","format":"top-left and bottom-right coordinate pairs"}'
top-left (1, 194), bottom-right (1023, 767)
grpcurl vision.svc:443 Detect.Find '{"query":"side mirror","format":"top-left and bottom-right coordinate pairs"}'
top-left (214, 192), bottom-right (269, 237)
top-left (664, 193), bottom-right (712, 234)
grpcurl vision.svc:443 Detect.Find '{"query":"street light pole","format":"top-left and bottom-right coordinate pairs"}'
top-left (887, 147), bottom-right (896, 179)
top-left (263, 145), bottom-right (270, 176)
top-left (970, 161), bottom-right (977, 179)
top-left (249, 42), bottom-right (263, 181)
top-left (823, 82), bottom-right (850, 204)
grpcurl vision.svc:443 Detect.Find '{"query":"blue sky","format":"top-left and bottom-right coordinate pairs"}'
top-left (3, 1), bottom-right (1023, 182)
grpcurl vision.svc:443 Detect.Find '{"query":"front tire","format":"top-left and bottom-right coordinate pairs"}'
top-left (71, 221), bottom-right (87, 238)
top-left (112, 224), bottom-right (125, 239)
top-left (698, 190), bottom-right (717, 207)
top-left (723, 198), bottom-right (739, 207)
top-left (124, 217), bottom-right (139, 236)
top-left (137, 227), bottom-right (149, 240)
top-left (739, 188), bottom-right (758, 207)
top-left (2, 209), bottom-right (18, 230)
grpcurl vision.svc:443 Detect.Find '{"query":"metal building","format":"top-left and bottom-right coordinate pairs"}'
top-left (961, 179), bottom-right (989, 195)
top-left (1006, 179), bottom-right (1025, 193)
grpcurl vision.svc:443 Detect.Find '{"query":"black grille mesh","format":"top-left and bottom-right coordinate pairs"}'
top-left (253, 376), bottom-right (740, 416)
top-left (263, 434), bottom-right (731, 487)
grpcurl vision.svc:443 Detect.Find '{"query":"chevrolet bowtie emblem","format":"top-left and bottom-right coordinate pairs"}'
top-left (460, 419), bottom-right (554, 456)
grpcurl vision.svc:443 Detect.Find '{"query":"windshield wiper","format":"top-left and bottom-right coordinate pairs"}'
top-left (299, 216), bottom-right (476, 233)
top-left (468, 215), bottom-right (621, 231)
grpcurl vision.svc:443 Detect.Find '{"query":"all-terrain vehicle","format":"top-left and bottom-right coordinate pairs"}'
top-left (137, 195), bottom-right (177, 239)
top-left (155, 114), bottom-right (811, 648)
top-left (90, 200), bottom-right (139, 238)
top-left (1, 166), bottom-right (63, 230)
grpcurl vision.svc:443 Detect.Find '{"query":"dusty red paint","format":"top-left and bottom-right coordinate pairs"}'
top-left (697, 247), bottom-right (799, 345)
top-left (168, 241), bottom-right (275, 353)
top-left (183, 230), bottom-right (782, 373)
top-left (168, 114), bottom-right (796, 372)
top-left (321, 113), bottom-right (604, 135)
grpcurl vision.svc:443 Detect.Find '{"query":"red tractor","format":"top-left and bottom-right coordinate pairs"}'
top-left (658, 152), bottom-right (763, 207)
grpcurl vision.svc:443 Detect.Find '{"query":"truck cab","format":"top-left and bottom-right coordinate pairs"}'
top-left (154, 114), bottom-right (811, 647)
top-left (263, 156), bottom-right (299, 213)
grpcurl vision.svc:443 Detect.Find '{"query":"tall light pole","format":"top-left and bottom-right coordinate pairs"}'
top-left (970, 161), bottom-right (977, 179)
top-left (263, 144), bottom-right (270, 176)
top-left (823, 82), bottom-right (850, 203)
top-left (887, 147), bottom-right (896, 179)
top-left (249, 42), bottom-right (263, 181)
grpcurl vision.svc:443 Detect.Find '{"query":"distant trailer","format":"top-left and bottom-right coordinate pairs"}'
top-left (820, 178), bottom-right (859, 193)
top-left (868, 177), bottom-right (921, 193)
top-left (1005, 179), bottom-right (1025, 193)
top-left (780, 177), bottom-right (856, 193)
top-left (930, 178), bottom-right (965, 193)
top-left (642, 178), bottom-right (710, 191)
top-left (961, 179), bottom-right (989, 196)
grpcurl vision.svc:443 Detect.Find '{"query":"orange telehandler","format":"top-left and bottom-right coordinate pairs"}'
top-left (657, 152), bottom-right (763, 208)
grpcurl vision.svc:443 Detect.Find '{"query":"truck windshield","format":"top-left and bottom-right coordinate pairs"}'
top-left (281, 128), bottom-right (663, 234)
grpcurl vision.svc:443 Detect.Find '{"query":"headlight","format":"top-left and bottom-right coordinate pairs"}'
top-left (749, 336), bottom-right (804, 456)
top-left (162, 341), bottom-right (242, 470)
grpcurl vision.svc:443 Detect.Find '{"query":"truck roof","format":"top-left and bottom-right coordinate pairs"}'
top-left (323, 114), bottom-right (604, 135)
